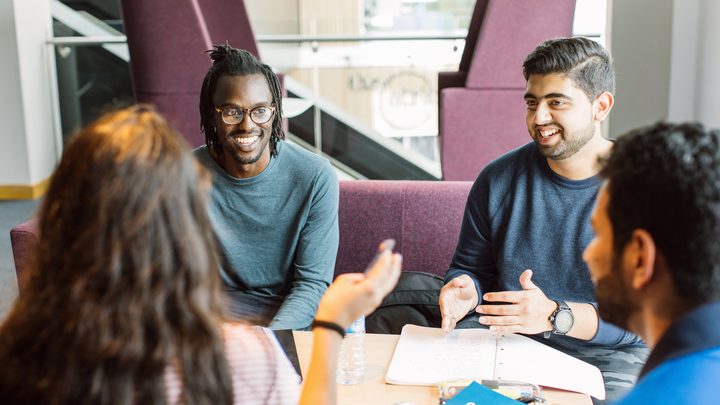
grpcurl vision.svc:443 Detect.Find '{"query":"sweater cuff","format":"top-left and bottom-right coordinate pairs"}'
top-left (445, 269), bottom-right (483, 315)
top-left (587, 302), bottom-right (644, 346)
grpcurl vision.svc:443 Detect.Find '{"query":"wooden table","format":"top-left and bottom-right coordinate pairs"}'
top-left (293, 331), bottom-right (592, 405)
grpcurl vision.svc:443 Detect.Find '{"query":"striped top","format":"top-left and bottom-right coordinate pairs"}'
top-left (164, 323), bottom-right (301, 404)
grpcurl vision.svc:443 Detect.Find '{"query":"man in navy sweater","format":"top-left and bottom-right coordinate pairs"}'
top-left (439, 37), bottom-right (646, 402)
top-left (585, 122), bottom-right (720, 404)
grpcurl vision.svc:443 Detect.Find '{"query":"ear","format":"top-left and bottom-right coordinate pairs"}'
top-left (593, 91), bottom-right (614, 122)
top-left (625, 229), bottom-right (656, 290)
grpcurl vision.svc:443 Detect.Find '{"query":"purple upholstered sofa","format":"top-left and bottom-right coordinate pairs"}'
top-left (11, 180), bottom-right (472, 293)
top-left (335, 180), bottom-right (471, 276)
top-left (120, 0), bottom-right (283, 148)
top-left (9, 218), bottom-right (38, 293)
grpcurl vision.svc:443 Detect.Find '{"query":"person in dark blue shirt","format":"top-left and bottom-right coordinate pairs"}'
top-left (439, 37), bottom-right (646, 402)
top-left (585, 122), bottom-right (720, 404)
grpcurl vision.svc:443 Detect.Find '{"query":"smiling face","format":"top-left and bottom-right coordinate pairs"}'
top-left (583, 186), bottom-right (641, 330)
top-left (524, 73), bottom-right (597, 161)
top-left (212, 73), bottom-right (274, 178)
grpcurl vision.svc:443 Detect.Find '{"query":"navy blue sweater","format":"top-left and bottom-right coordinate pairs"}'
top-left (446, 142), bottom-right (643, 350)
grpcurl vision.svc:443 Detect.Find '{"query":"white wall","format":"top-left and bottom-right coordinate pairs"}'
top-left (694, 0), bottom-right (720, 128)
top-left (0, 0), bottom-right (30, 185)
top-left (608, 0), bottom-right (673, 137)
top-left (0, 0), bottom-right (58, 189)
top-left (667, 0), bottom-right (700, 123)
top-left (610, 0), bottom-right (720, 136)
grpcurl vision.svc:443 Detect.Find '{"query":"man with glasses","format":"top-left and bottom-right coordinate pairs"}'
top-left (194, 44), bottom-right (339, 330)
top-left (439, 37), bottom-right (647, 402)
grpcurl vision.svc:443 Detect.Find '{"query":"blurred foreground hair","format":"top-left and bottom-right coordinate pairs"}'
top-left (600, 121), bottom-right (720, 304)
top-left (0, 105), bottom-right (233, 404)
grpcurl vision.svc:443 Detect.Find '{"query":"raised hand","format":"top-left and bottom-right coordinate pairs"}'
top-left (476, 269), bottom-right (556, 334)
top-left (439, 274), bottom-right (479, 332)
top-left (315, 247), bottom-right (402, 329)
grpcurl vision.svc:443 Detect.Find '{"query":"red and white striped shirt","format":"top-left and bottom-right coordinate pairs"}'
top-left (164, 323), bottom-right (301, 404)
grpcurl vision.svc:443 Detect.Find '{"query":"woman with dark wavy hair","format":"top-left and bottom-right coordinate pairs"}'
top-left (0, 105), bottom-right (401, 405)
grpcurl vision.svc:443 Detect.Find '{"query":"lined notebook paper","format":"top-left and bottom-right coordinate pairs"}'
top-left (385, 325), bottom-right (605, 400)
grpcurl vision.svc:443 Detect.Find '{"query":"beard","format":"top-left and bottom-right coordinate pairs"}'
top-left (534, 119), bottom-right (595, 161)
top-left (594, 255), bottom-right (641, 330)
top-left (226, 130), bottom-right (270, 165)
top-left (230, 142), bottom-right (266, 165)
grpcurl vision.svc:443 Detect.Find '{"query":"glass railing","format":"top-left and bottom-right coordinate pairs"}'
top-left (46, 34), bottom-right (446, 179)
top-left (47, 10), bottom-right (455, 179)
top-left (48, 0), bottom-right (604, 180)
top-left (260, 35), bottom-right (464, 169)
top-left (50, 0), bottom-right (132, 142)
top-left (285, 76), bottom-right (441, 179)
top-left (258, 35), bottom-right (463, 178)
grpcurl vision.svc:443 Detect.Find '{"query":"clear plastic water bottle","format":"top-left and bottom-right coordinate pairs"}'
top-left (336, 315), bottom-right (365, 384)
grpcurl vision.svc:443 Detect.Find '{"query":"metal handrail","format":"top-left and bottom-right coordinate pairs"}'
top-left (48, 31), bottom-right (600, 47)
top-left (283, 75), bottom-right (442, 179)
top-left (47, 33), bottom-right (469, 46)
top-left (48, 36), bottom-right (127, 45)
top-left (255, 33), bottom-right (468, 42)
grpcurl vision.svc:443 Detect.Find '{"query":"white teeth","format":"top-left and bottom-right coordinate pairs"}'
top-left (540, 129), bottom-right (559, 138)
top-left (235, 135), bottom-right (259, 145)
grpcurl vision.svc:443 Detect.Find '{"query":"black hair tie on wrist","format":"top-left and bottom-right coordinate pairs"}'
top-left (311, 320), bottom-right (346, 338)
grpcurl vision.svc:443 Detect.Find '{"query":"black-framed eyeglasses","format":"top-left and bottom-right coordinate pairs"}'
top-left (214, 105), bottom-right (275, 125)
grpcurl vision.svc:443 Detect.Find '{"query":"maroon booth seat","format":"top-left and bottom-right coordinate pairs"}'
top-left (438, 0), bottom-right (576, 181)
top-left (335, 180), bottom-right (470, 277)
top-left (10, 181), bottom-right (472, 292)
top-left (120, 0), bottom-right (284, 148)
top-left (9, 218), bottom-right (39, 292)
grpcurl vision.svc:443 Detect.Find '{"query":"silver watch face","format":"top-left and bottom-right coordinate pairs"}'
top-left (555, 311), bottom-right (574, 333)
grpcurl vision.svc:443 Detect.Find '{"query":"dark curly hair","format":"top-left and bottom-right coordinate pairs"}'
top-left (199, 43), bottom-right (284, 157)
top-left (599, 121), bottom-right (720, 303)
top-left (0, 105), bottom-right (233, 404)
top-left (523, 37), bottom-right (615, 101)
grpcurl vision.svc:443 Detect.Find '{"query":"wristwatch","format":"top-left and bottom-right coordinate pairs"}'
top-left (544, 300), bottom-right (574, 338)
